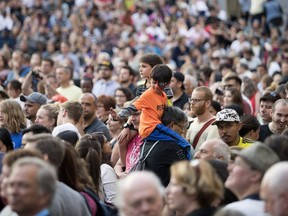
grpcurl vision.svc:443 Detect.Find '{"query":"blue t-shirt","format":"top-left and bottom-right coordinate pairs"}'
top-left (10, 132), bottom-right (22, 149)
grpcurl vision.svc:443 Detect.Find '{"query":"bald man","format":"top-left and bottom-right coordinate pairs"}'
top-left (117, 171), bottom-right (164, 216)
top-left (79, 93), bottom-right (111, 140)
top-left (260, 162), bottom-right (288, 216)
top-left (194, 138), bottom-right (231, 162)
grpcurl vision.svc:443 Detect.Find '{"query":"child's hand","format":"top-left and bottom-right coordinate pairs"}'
top-left (109, 108), bottom-right (119, 121)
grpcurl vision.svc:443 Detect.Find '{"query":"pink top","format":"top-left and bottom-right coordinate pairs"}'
top-left (126, 134), bottom-right (143, 172)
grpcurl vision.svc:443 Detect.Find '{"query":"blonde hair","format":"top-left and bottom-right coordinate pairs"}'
top-left (0, 100), bottom-right (26, 132)
top-left (41, 103), bottom-right (60, 127)
top-left (170, 160), bottom-right (224, 207)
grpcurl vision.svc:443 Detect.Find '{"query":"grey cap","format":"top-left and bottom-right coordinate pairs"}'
top-left (20, 92), bottom-right (48, 105)
top-left (233, 142), bottom-right (280, 174)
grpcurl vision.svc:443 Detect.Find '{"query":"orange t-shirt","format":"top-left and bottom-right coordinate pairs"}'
top-left (133, 87), bottom-right (167, 138)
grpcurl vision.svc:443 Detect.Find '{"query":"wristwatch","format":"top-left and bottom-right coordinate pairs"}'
top-left (123, 123), bottom-right (133, 129)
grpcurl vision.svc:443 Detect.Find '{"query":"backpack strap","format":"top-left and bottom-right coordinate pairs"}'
top-left (192, 118), bottom-right (215, 149)
top-left (141, 141), bottom-right (159, 161)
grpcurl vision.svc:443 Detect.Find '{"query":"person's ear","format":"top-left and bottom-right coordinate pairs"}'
top-left (167, 122), bottom-right (174, 129)
top-left (250, 170), bottom-right (262, 183)
top-left (237, 122), bottom-right (242, 131)
top-left (43, 154), bottom-right (49, 162)
top-left (206, 99), bottom-right (211, 108)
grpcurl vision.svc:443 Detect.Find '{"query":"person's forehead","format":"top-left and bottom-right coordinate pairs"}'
top-left (192, 89), bottom-right (205, 97)
top-left (216, 121), bottom-right (238, 126)
top-left (125, 184), bottom-right (159, 202)
top-left (200, 141), bottom-right (214, 150)
top-left (274, 103), bottom-right (288, 112)
top-left (25, 101), bottom-right (39, 106)
top-left (80, 95), bottom-right (95, 102)
top-left (10, 164), bottom-right (36, 178)
top-left (260, 100), bottom-right (274, 106)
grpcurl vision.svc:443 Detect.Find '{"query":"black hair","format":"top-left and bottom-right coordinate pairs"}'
top-left (211, 100), bottom-right (222, 113)
top-left (139, 53), bottom-right (163, 68)
top-left (224, 104), bottom-right (244, 117)
top-left (42, 58), bottom-right (54, 67)
top-left (22, 125), bottom-right (51, 135)
top-left (56, 130), bottom-right (79, 147)
top-left (150, 64), bottom-right (172, 83)
top-left (239, 115), bottom-right (260, 137)
top-left (0, 128), bottom-right (14, 151)
top-left (121, 65), bottom-right (135, 77)
top-left (8, 80), bottom-right (22, 91)
top-left (224, 75), bottom-right (242, 86)
top-left (115, 87), bottom-right (134, 101)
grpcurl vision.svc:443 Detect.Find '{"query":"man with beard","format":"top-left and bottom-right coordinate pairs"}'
top-left (119, 66), bottom-right (136, 97)
top-left (186, 86), bottom-right (219, 151)
top-left (20, 92), bottom-right (48, 126)
top-left (79, 93), bottom-right (111, 140)
top-left (92, 61), bottom-right (120, 97)
top-left (213, 109), bottom-right (253, 148)
top-left (258, 99), bottom-right (288, 142)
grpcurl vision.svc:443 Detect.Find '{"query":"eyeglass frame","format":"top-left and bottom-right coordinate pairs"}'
top-left (188, 98), bottom-right (207, 104)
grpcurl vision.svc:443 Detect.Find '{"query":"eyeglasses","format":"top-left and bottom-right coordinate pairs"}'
top-left (115, 95), bottom-right (126, 98)
top-left (189, 98), bottom-right (207, 104)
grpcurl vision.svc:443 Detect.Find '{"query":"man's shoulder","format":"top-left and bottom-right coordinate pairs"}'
top-left (224, 199), bottom-right (265, 215)
top-left (51, 182), bottom-right (90, 215)
top-left (86, 118), bottom-right (105, 128)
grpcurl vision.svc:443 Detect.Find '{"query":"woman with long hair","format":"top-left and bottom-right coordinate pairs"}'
top-left (166, 160), bottom-right (224, 216)
top-left (58, 142), bottom-right (98, 215)
top-left (77, 133), bottom-right (118, 205)
top-left (223, 87), bottom-right (251, 115)
top-left (0, 100), bottom-right (26, 149)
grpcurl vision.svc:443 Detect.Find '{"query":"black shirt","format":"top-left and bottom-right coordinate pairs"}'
top-left (142, 140), bottom-right (187, 187)
top-left (186, 207), bottom-right (217, 216)
top-left (258, 124), bottom-right (273, 142)
top-left (173, 92), bottom-right (189, 110)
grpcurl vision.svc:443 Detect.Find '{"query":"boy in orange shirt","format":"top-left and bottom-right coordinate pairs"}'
top-left (110, 64), bottom-right (191, 160)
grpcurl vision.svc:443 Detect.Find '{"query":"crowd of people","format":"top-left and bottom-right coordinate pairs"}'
top-left (0, 0), bottom-right (287, 216)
